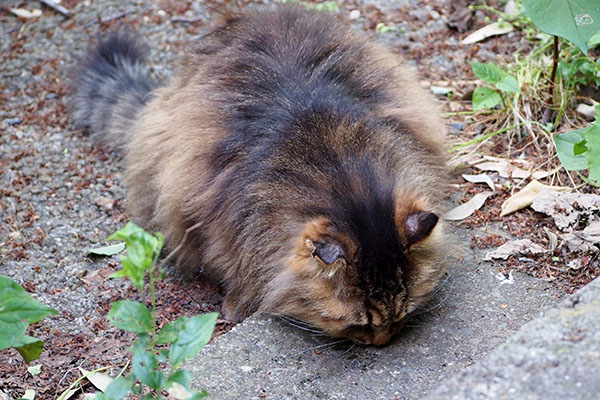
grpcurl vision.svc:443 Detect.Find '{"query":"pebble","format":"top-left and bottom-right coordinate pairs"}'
top-left (349, 10), bottom-right (360, 20)
top-left (450, 122), bottom-right (465, 134)
top-left (576, 103), bottom-right (597, 121)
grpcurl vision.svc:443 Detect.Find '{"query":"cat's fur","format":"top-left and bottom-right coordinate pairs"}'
top-left (71, 5), bottom-right (450, 345)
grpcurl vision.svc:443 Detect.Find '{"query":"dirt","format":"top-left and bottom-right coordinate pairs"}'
top-left (0, 0), bottom-right (597, 398)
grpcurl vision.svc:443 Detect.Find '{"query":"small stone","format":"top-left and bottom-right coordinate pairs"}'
top-left (450, 122), bottom-right (465, 133)
top-left (5, 117), bottom-right (22, 125)
top-left (349, 10), bottom-right (360, 20)
top-left (576, 103), bottom-right (597, 121)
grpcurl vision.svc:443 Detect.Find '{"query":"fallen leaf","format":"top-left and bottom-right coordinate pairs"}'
top-left (484, 239), bottom-right (545, 261)
top-left (86, 242), bottom-right (125, 256)
top-left (562, 221), bottom-right (600, 252)
top-left (462, 21), bottom-right (514, 44)
top-left (499, 303), bottom-right (508, 309)
top-left (531, 166), bottom-right (561, 180)
top-left (462, 173), bottom-right (496, 191)
top-left (430, 86), bottom-right (453, 96)
top-left (9, 8), bottom-right (42, 19)
top-left (444, 191), bottom-right (494, 220)
top-left (531, 190), bottom-right (600, 230)
top-left (79, 367), bottom-right (113, 391)
top-left (27, 364), bottom-right (42, 376)
top-left (500, 180), bottom-right (569, 217)
top-left (22, 390), bottom-right (35, 400)
top-left (474, 160), bottom-right (532, 179)
top-left (544, 227), bottom-right (558, 251)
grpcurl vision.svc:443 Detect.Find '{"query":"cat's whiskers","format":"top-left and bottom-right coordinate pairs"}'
top-left (298, 339), bottom-right (349, 355)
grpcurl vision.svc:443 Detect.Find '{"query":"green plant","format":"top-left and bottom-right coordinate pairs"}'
top-left (92, 222), bottom-right (218, 399)
top-left (0, 275), bottom-right (57, 363)
top-left (457, 1), bottom-right (600, 184)
top-left (555, 105), bottom-right (600, 184)
top-left (471, 61), bottom-right (521, 110)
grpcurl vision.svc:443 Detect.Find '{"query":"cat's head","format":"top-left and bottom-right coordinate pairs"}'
top-left (263, 191), bottom-right (446, 346)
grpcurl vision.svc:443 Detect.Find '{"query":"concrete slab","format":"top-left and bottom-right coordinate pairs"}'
top-left (188, 227), bottom-right (559, 399)
top-left (425, 276), bottom-right (600, 400)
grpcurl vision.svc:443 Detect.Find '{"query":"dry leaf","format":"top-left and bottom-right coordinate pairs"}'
top-left (544, 227), bottom-right (558, 251)
top-left (500, 180), bottom-right (569, 217)
top-left (462, 21), bottom-right (514, 44)
top-left (562, 221), bottom-right (600, 252)
top-left (474, 160), bottom-right (531, 179)
top-left (9, 8), bottom-right (42, 18)
top-left (79, 367), bottom-right (113, 391)
top-left (484, 239), bottom-right (545, 261)
top-left (531, 166), bottom-right (561, 180)
top-left (462, 173), bottom-right (496, 191)
top-left (443, 191), bottom-right (494, 220)
top-left (531, 190), bottom-right (600, 230)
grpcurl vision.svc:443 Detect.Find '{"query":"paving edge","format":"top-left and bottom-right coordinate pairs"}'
top-left (424, 277), bottom-right (600, 400)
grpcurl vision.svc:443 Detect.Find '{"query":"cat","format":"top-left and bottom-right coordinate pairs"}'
top-left (70, 4), bottom-right (450, 346)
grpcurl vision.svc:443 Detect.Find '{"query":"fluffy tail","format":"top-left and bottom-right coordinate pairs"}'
top-left (69, 32), bottom-right (157, 154)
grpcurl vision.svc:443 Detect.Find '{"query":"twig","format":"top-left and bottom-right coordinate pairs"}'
top-left (83, 9), bottom-right (138, 28)
top-left (158, 221), bottom-right (203, 269)
top-left (172, 16), bottom-right (203, 23)
top-left (39, 0), bottom-right (71, 17)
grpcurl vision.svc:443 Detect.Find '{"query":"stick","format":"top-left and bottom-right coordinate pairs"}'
top-left (83, 9), bottom-right (138, 28)
top-left (172, 16), bottom-right (203, 23)
top-left (39, 0), bottom-right (71, 17)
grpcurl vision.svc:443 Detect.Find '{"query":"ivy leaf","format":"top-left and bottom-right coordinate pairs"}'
top-left (555, 128), bottom-right (588, 170)
top-left (169, 313), bottom-right (218, 367)
top-left (472, 87), bottom-right (502, 110)
top-left (107, 300), bottom-right (153, 333)
top-left (523, 0), bottom-right (600, 54)
top-left (583, 122), bottom-right (600, 183)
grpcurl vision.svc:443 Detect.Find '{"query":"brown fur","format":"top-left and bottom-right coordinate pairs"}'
top-left (76, 5), bottom-right (451, 345)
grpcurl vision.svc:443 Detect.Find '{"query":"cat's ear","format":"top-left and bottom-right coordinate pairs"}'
top-left (305, 239), bottom-right (347, 268)
top-left (405, 211), bottom-right (438, 247)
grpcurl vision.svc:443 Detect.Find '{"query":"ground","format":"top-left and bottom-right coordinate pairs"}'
top-left (0, 0), bottom-right (598, 398)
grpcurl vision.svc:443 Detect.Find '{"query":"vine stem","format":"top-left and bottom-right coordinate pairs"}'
top-left (543, 36), bottom-right (560, 124)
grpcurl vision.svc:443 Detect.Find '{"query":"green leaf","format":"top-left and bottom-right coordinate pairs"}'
top-left (156, 318), bottom-right (185, 345)
top-left (496, 75), bottom-right (520, 93)
top-left (583, 121), bottom-right (600, 182)
top-left (471, 62), bottom-right (505, 84)
top-left (555, 128), bottom-right (588, 170)
top-left (0, 276), bottom-right (56, 359)
top-left (132, 349), bottom-right (165, 390)
top-left (167, 369), bottom-right (208, 399)
top-left (107, 300), bottom-right (153, 333)
top-left (590, 28), bottom-right (600, 47)
top-left (523, 0), bottom-right (600, 54)
top-left (169, 313), bottom-right (218, 367)
top-left (96, 377), bottom-right (132, 400)
top-left (108, 223), bottom-right (164, 290)
top-left (109, 257), bottom-right (146, 290)
top-left (86, 243), bottom-right (125, 257)
top-left (574, 140), bottom-right (589, 155)
top-left (472, 87), bottom-right (502, 110)
top-left (14, 335), bottom-right (44, 363)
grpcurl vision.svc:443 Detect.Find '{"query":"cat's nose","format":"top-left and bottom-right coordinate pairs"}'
top-left (370, 328), bottom-right (393, 346)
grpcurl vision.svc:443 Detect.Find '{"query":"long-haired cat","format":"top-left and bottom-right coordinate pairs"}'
top-left (70, 5), bottom-right (450, 345)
